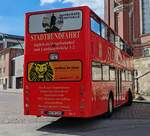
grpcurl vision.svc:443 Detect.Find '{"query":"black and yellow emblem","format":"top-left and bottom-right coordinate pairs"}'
top-left (28, 62), bottom-right (54, 82)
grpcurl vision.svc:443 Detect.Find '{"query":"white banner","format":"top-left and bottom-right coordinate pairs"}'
top-left (29, 10), bottom-right (82, 33)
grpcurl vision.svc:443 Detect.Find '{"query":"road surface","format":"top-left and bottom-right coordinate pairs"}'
top-left (0, 92), bottom-right (150, 136)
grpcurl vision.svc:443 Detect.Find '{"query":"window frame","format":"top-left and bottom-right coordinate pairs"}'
top-left (92, 61), bottom-right (102, 81)
top-left (102, 64), bottom-right (110, 81)
top-left (109, 67), bottom-right (116, 81)
top-left (90, 17), bottom-right (101, 36)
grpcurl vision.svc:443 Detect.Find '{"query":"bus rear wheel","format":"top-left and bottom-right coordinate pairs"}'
top-left (126, 91), bottom-right (133, 106)
top-left (106, 96), bottom-right (113, 117)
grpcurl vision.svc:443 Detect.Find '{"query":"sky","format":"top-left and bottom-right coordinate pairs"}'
top-left (0, 0), bottom-right (104, 36)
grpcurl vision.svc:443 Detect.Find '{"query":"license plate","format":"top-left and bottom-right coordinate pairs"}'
top-left (46, 111), bottom-right (63, 116)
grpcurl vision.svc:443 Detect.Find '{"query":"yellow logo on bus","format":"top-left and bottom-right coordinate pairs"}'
top-left (28, 62), bottom-right (54, 82)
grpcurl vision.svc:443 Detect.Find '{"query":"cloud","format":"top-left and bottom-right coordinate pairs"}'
top-left (40, 0), bottom-right (104, 17)
top-left (40, 0), bottom-right (60, 6)
top-left (63, 0), bottom-right (104, 17)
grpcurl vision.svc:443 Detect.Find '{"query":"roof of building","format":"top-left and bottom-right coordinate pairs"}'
top-left (10, 43), bottom-right (24, 49)
top-left (12, 55), bottom-right (24, 60)
top-left (0, 47), bottom-right (23, 54)
top-left (0, 33), bottom-right (24, 41)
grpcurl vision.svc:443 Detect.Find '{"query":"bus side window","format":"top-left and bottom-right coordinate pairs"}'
top-left (90, 18), bottom-right (100, 35)
top-left (109, 29), bottom-right (115, 45)
top-left (92, 62), bottom-right (102, 81)
top-left (101, 23), bottom-right (108, 40)
top-left (123, 43), bottom-right (128, 52)
top-left (110, 68), bottom-right (115, 80)
top-left (120, 39), bottom-right (124, 50)
top-left (129, 71), bottom-right (132, 81)
top-left (125, 70), bottom-right (129, 81)
top-left (115, 35), bottom-right (120, 48)
top-left (102, 65), bottom-right (109, 81)
top-left (122, 70), bottom-right (125, 81)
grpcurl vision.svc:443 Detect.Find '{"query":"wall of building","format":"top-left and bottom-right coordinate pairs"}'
top-left (12, 55), bottom-right (24, 89)
top-left (134, 57), bottom-right (150, 95)
top-left (104, 0), bottom-right (150, 96)
top-left (0, 51), bottom-right (10, 90)
top-left (0, 48), bottom-right (24, 90)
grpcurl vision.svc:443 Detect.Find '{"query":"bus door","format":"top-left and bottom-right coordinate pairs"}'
top-left (116, 69), bottom-right (122, 106)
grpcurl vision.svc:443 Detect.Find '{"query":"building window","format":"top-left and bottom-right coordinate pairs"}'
top-left (16, 77), bottom-right (23, 89)
top-left (11, 60), bottom-right (15, 76)
top-left (144, 48), bottom-right (150, 56)
top-left (3, 68), bottom-right (5, 74)
top-left (7, 42), bottom-right (18, 48)
top-left (141, 0), bottom-right (150, 34)
top-left (3, 54), bottom-right (6, 60)
top-left (0, 43), bottom-right (3, 50)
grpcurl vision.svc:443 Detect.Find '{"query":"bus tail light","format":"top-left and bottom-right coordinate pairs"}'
top-left (80, 83), bottom-right (84, 96)
top-left (80, 83), bottom-right (85, 110)
top-left (25, 103), bottom-right (29, 108)
top-left (80, 102), bottom-right (85, 109)
top-left (24, 85), bottom-right (30, 96)
top-left (24, 85), bottom-right (30, 114)
top-left (24, 96), bottom-right (30, 114)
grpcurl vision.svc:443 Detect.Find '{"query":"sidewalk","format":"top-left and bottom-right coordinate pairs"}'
top-left (133, 94), bottom-right (150, 104)
top-left (0, 89), bottom-right (22, 94)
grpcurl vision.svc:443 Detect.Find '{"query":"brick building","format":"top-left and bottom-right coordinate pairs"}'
top-left (104, 0), bottom-right (150, 94)
top-left (104, 0), bottom-right (150, 57)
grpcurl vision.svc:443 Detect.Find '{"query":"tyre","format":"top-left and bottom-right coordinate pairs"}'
top-left (126, 91), bottom-right (133, 106)
top-left (106, 96), bottom-right (113, 117)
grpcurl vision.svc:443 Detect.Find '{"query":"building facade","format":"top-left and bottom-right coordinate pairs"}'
top-left (12, 55), bottom-right (24, 90)
top-left (0, 33), bottom-right (24, 51)
top-left (104, 0), bottom-right (150, 57)
top-left (0, 33), bottom-right (24, 91)
top-left (0, 48), bottom-right (23, 90)
top-left (104, 0), bottom-right (150, 94)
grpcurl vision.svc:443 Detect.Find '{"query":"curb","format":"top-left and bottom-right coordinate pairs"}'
top-left (0, 90), bottom-right (22, 94)
top-left (133, 100), bottom-right (150, 104)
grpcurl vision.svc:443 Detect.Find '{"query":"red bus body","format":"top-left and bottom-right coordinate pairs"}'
top-left (24, 6), bottom-right (134, 118)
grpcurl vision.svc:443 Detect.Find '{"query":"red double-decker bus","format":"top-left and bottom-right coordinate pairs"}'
top-left (24, 6), bottom-right (134, 118)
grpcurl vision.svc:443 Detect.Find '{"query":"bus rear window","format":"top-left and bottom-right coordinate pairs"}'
top-left (29, 10), bottom-right (82, 33)
top-left (27, 61), bottom-right (82, 82)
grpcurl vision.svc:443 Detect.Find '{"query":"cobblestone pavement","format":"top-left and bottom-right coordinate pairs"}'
top-left (0, 92), bottom-right (150, 136)
top-left (111, 103), bottom-right (150, 120)
top-left (0, 92), bottom-right (58, 124)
